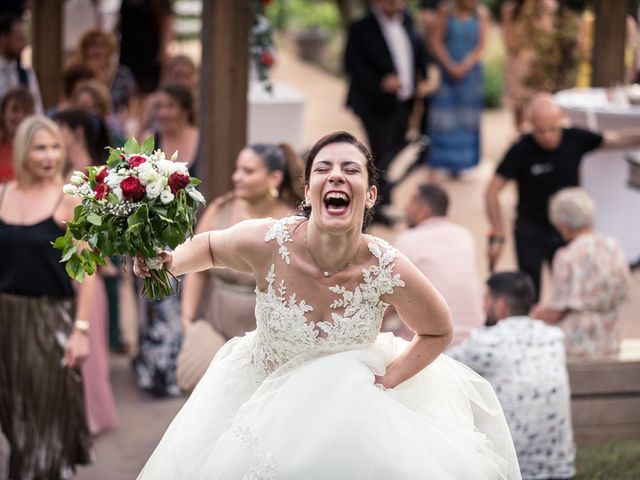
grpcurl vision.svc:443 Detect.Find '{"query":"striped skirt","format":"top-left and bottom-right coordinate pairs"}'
top-left (0, 293), bottom-right (92, 480)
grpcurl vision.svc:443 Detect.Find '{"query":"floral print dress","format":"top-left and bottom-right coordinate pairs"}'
top-left (551, 233), bottom-right (630, 358)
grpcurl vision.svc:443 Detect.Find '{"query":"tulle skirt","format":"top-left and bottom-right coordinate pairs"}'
top-left (138, 332), bottom-right (521, 479)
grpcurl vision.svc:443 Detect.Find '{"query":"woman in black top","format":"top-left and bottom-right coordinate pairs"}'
top-left (0, 115), bottom-right (97, 479)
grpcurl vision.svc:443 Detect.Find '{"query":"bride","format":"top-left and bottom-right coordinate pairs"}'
top-left (134, 131), bottom-right (521, 479)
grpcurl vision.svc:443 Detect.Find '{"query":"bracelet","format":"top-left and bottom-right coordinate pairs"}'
top-left (74, 319), bottom-right (90, 335)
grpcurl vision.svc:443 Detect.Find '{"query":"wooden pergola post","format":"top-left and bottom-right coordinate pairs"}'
top-left (31, 0), bottom-right (63, 109)
top-left (199, 0), bottom-right (251, 201)
top-left (591, 0), bottom-right (627, 87)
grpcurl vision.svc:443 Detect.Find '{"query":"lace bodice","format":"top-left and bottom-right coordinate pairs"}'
top-left (251, 216), bottom-right (405, 376)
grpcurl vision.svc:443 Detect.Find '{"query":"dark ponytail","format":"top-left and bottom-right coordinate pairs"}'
top-left (277, 143), bottom-right (304, 205)
top-left (248, 142), bottom-right (304, 206)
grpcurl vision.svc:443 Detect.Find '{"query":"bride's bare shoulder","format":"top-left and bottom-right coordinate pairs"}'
top-left (220, 215), bottom-right (305, 263)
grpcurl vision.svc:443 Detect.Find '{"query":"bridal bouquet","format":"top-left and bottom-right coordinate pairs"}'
top-left (54, 137), bottom-right (205, 299)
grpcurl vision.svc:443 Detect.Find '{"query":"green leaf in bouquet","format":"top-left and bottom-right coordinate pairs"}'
top-left (127, 204), bottom-right (149, 232)
top-left (72, 204), bottom-right (84, 223)
top-left (107, 147), bottom-right (124, 168)
top-left (65, 255), bottom-right (85, 283)
top-left (189, 177), bottom-right (201, 186)
top-left (123, 137), bottom-right (141, 155)
top-left (151, 205), bottom-right (174, 223)
top-left (161, 225), bottom-right (183, 249)
top-left (80, 249), bottom-right (97, 275)
top-left (141, 135), bottom-right (155, 155)
top-left (60, 244), bottom-right (78, 262)
top-left (87, 233), bottom-right (99, 248)
top-left (53, 229), bottom-right (72, 251)
top-left (87, 212), bottom-right (102, 226)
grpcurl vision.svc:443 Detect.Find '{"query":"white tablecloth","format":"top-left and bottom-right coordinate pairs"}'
top-left (555, 88), bottom-right (640, 263)
top-left (247, 81), bottom-right (306, 152)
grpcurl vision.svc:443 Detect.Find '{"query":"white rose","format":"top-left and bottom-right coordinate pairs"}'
top-left (137, 162), bottom-right (154, 175)
top-left (79, 183), bottom-right (92, 195)
top-left (105, 173), bottom-right (123, 188)
top-left (174, 162), bottom-right (189, 175)
top-left (112, 186), bottom-right (123, 201)
top-left (188, 188), bottom-right (206, 204)
top-left (63, 184), bottom-right (78, 195)
top-left (160, 189), bottom-right (175, 204)
top-left (70, 172), bottom-right (85, 185)
top-left (146, 181), bottom-right (163, 199)
top-left (156, 159), bottom-right (178, 176)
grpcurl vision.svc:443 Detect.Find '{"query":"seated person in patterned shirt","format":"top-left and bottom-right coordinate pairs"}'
top-left (448, 271), bottom-right (575, 480)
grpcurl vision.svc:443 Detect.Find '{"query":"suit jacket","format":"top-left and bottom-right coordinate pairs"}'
top-left (344, 10), bottom-right (426, 116)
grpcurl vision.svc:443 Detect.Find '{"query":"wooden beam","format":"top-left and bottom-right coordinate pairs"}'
top-left (198, 0), bottom-right (251, 201)
top-left (31, 0), bottom-right (63, 109)
top-left (591, 0), bottom-right (626, 87)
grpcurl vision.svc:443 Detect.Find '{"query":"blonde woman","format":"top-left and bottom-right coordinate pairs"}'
top-left (0, 116), bottom-right (96, 479)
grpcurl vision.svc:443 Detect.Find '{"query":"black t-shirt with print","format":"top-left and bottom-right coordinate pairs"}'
top-left (496, 127), bottom-right (603, 229)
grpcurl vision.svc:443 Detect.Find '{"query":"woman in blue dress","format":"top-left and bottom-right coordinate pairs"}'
top-left (428, 0), bottom-right (488, 177)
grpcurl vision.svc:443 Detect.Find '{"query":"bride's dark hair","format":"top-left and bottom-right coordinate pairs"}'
top-left (300, 131), bottom-right (379, 230)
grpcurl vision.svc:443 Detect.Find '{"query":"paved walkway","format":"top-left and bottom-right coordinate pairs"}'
top-left (76, 48), bottom-right (640, 480)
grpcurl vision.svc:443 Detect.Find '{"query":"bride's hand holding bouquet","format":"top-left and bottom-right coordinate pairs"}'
top-left (54, 136), bottom-right (205, 299)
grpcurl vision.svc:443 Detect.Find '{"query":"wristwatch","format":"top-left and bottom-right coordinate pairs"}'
top-left (74, 319), bottom-right (90, 335)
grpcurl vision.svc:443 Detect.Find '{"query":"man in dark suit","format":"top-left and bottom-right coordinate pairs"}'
top-left (344, 0), bottom-right (426, 224)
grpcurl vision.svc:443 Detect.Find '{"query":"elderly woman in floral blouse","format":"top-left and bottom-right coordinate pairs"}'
top-left (531, 188), bottom-right (630, 358)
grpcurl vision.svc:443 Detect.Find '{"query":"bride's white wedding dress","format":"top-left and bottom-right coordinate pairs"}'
top-left (138, 217), bottom-right (521, 479)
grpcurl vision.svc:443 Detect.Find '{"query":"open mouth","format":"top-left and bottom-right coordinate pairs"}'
top-left (323, 191), bottom-right (350, 216)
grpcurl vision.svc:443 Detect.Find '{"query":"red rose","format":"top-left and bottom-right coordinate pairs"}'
top-left (95, 167), bottom-right (108, 184)
top-left (120, 176), bottom-right (145, 201)
top-left (94, 183), bottom-right (110, 200)
top-left (128, 155), bottom-right (147, 168)
top-left (168, 172), bottom-right (190, 194)
top-left (261, 50), bottom-right (274, 68)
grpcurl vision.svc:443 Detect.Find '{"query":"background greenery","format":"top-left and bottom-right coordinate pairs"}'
top-left (575, 438), bottom-right (640, 480)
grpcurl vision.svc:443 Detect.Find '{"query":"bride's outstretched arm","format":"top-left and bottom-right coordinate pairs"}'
top-left (377, 254), bottom-right (453, 389)
top-left (134, 218), bottom-right (269, 278)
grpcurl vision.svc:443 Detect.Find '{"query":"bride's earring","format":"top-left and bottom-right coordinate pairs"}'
top-left (304, 199), bottom-right (311, 208)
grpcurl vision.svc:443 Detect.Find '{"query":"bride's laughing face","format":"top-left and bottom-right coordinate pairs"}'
top-left (305, 142), bottom-right (376, 232)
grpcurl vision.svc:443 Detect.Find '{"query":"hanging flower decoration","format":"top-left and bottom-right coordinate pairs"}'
top-left (250, 0), bottom-right (275, 93)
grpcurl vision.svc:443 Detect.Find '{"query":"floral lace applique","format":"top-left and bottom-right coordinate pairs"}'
top-left (263, 215), bottom-right (304, 264)
top-left (234, 425), bottom-right (277, 480)
top-left (252, 218), bottom-right (405, 377)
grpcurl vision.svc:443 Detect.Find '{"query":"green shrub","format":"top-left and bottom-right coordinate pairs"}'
top-left (575, 438), bottom-right (640, 480)
top-left (267, 0), bottom-right (341, 33)
top-left (484, 57), bottom-right (504, 109)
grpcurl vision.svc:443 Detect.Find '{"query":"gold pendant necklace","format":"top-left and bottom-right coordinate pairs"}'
top-left (304, 233), bottom-right (359, 278)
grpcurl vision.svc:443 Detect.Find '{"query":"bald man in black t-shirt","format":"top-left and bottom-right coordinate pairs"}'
top-left (485, 94), bottom-right (640, 296)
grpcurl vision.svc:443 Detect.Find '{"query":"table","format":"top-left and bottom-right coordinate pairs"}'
top-left (555, 88), bottom-right (640, 263)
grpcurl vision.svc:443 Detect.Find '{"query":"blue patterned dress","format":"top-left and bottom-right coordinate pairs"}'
top-left (427, 12), bottom-right (483, 173)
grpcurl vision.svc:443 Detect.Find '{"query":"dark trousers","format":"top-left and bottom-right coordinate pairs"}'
top-left (514, 220), bottom-right (565, 300)
top-left (358, 100), bottom-right (412, 208)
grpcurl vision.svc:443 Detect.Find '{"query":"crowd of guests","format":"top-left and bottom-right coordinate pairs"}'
top-left (0, 1), bottom-right (638, 480)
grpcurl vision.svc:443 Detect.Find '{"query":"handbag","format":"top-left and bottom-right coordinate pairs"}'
top-left (176, 319), bottom-right (226, 393)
